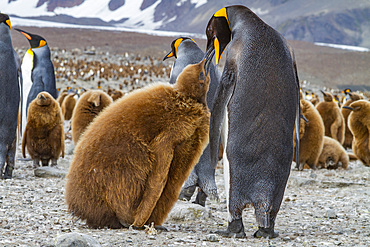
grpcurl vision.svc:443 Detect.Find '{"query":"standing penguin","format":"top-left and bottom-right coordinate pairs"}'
top-left (205, 5), bottom-right (299, 238)
top-left (341, 92), bottom-right (363, 149)
top-left (316, 90), bottom-right (345, 145)
top-left (164, 37), bottom-right (219, 206)
top-left (343, 100), bottom-right (370, 166)
top-left (0, 14), bottom-right (20, 179)
top-left (15, 29), bottom-right (57, 136)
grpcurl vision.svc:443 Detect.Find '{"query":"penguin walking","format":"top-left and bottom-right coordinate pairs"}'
top-left (15, 29), bottom-right (57, 136)
top-left (0, 14), bottom-right (20, 179)
top-left (164, 37), bottom-right (219, 206)
top-left (316, 90), bottom-right (345, 145)
top-left (205, 5), bottom-right (299, 238)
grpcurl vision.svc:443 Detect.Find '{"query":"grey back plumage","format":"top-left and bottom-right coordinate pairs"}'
top-left (0, 18), bottom-right (20, 178)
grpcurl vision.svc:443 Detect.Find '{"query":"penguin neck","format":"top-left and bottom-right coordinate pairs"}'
top-left (32, 45), bottom-right (51, 59)
top-left (0, 25), bottom-right (12, 45)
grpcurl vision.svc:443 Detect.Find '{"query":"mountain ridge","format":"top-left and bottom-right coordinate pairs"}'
top-left (2, 0), bottom-right (370, 48)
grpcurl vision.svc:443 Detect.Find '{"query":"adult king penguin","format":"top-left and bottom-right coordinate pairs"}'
top-left (164, 37), bottom-right (219, 206)
top-left (205, 5), bottom-right (299, 238)
top-left (15, 29), bottom-right (57, 136)
top-left (0, 14), bottom-right (20, 179)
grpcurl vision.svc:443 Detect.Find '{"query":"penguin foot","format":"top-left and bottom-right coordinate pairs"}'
top-left (3, 165), bottom-right (13, 179)
top-left (253, 227), bottom-right (279, 239)
top-left (216, 218), bottom-right (246, 238)
top-left (178, 185), bottom-right (196, 201)
top-left (193, 189), bottom-right (207, 207)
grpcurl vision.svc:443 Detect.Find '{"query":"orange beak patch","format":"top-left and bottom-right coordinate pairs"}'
top-left (21, 31), bottom-right (32, 40)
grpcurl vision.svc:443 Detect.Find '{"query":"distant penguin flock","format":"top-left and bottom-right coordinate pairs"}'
top-left (0, 4), bottom-right (369, 240)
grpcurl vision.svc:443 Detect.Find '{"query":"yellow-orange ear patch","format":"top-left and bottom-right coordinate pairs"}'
top-left (39, 40), bottom-right (47, 47)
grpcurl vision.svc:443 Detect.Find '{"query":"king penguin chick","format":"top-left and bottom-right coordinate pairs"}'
top-left (65, 58), bottom-right (212, 229)
top-left (61, 93), bottom-right (77, 121)
top-left (316, 90), bottom-right (345, 144)
top-left (71, 90), bottom-right (112, 145)
top-left (164, 37), bottom-right (220, 206)
top-left (344, 100), bottom-right (370, 166)
top-left (0, 14), bottom-right (20, 179)
top-left (294, 99), bottom-right (324, 169)
top-left (22, 92), bottom-right (64, 167)
top-left (341, 92), bottom-right (364, 149)
top-left (15, 29), bottom-right (57, 137)
top-left (318, 136), bottom-right (349, 169)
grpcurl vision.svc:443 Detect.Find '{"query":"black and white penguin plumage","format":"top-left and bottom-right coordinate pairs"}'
top-left (164, 37), bottom-right (220, 206)
top-left (0, 14), bottom-right (20, 179)
top-left (15, 29), bottom-right (57, 136)
top-left (205, 5), bottom-right (299, 238)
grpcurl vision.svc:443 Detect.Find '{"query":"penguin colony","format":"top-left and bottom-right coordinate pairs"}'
top-left (2, 4), bottom-right (369, 240)
top-left (65, 59), bottom-right (211, 229)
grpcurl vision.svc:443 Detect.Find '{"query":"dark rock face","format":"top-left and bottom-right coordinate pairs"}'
top-left (141, 0), bottom-right (158, 10)
top-left (278, 8), bottom-right (370, 47)
top-left (108, 0), bottom-right (125, 11)
top-left (36, 0), bottom-right (85, 12)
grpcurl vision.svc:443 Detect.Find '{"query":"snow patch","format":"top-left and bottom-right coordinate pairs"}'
top-left (10, 16), bottom-right (206, 39)
top-left (315, 42), bottom-right (369, 52)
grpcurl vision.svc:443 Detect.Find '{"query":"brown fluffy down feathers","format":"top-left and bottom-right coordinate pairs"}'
top-left (316, 91), bottom-right (345, 144)
top-left (294, 99), bottom-right (324, 169)
top-left (22, 91), bottom-right (65, 167)
top-left (61, 94), bottom-right (76, 120)
top-left (65, 60), bottom-right (210, 229)
top-left (341, 93), bottom-right (364, 149)
top-left (318, 136), bottom-right (349, 169)
top-left (71, 90), bottom-right (113, 145)
top-left (347, 100), bottom-right (370, 166)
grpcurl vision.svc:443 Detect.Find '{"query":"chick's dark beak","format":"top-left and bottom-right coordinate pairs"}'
top-left (204, 43), bottom-right (215, 76)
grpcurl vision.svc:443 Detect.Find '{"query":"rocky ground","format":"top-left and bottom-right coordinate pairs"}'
top-left (1, 27), bottom-right (369, 246)
top-left (0, 123), bottom-right (369, 246)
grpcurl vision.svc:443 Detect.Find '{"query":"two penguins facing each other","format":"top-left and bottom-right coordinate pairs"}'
top-left (22, 91), bottom-right (65, 167)
top-left (65, 58), bottom-right (212, 229)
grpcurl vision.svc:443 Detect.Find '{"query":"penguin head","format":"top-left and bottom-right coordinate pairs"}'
top-left (174, 58), bottom-right (210, 105)
top-left (205, 7), bottom-right (232, 65)
top-left (0, 13), bottom-right (11, 29)
top-left (163, 37), bottom-right (196, 60)
top-left (341, 88), bottom-right (352, 95)
top-left (15, 28), bottom-right (47, 48)
top-left (320, 90), bottom-right (334, 102)
top-left (349, 92), bottom-right (363, 101)
top-left (36, 92), bottom-right (53, 106)
top-left (343, 100), bottom-right (369, 112)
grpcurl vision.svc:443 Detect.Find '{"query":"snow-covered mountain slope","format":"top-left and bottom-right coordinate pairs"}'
top-left (2, 0), bottom-right (370, 48)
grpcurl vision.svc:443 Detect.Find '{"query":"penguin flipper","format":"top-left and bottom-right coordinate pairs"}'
top-left (22, 127), bottom-right (27, 158)
top-left (132, 132), bottom-right (174, 227)
top-left (210, 64), bottom-right (237, 168)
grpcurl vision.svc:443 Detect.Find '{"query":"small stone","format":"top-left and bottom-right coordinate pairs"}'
top-left (55, 232), bottom-right (101, 247)
top-left (34, 167), bottom-right (67, 178)
top-left (205, 234), bottom-right (219, 242)
top-left (326, 209), bottom-right (337, 219)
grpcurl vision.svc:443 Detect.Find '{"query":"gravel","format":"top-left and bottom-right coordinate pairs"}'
top-left (1, 133), bottom-right (369, 247)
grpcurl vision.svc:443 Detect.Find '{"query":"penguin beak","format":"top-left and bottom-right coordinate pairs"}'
top-left (40, 94), bottom-right (46, 100)
top-left (320, 90), bottom-right (327, 97)
top-left (204, 45), bottom-right (215, 76)
top-left (300, 114), bottom-right (309, 123)
top-left (15, 28), bottom-right (32, 40)
top-left (6, 19), bottom-right (11, 29)
top-left (163, 51), bottom-right (174, 61)
top-left (342, 106), bottom-right (353, 111)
